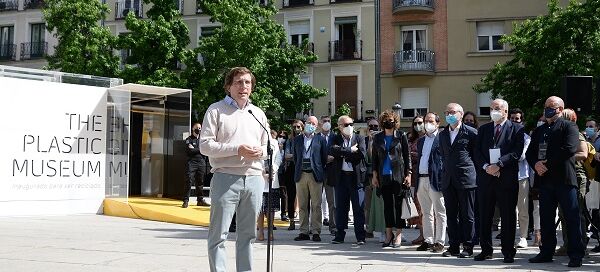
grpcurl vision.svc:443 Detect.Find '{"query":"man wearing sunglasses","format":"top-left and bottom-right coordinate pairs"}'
top-left (330, 115), bottom-right (367, 245)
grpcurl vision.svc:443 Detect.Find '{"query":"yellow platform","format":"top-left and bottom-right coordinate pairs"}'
top-left (103, 197), bottom-right (288, 227)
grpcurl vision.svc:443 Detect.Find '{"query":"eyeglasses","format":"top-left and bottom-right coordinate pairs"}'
top-left (413, 121), bottom-right (423, 125)
top-left (293, 125), bottom-right (302, 129)
top-left (587, 125), bottom-right (596, 128)
top-left (341, 123), bottom-right (354, 127)
top-left (368, 125), bottom-right (379, 129)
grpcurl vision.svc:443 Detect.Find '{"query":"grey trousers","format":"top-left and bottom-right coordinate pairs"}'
top-left (207, 172), bottom-right (263, 272)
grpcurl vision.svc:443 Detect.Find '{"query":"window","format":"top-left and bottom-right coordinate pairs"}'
top-left (400, 88), bottom-right (428, 118)
top-left (477, 21), bottom-right (504, 51)
top-left (201, 26), bottom-right (219, 38)
top-left (401, 26), bottom-right (426, 52)
top-left (0, 26), bottom-right (14, 59)
top-left (477, 91), bottom-right (493, 116)
top-left (288, 20), bottom-right (309, 47)
top-left (30, 23), bottom-right (45, 57)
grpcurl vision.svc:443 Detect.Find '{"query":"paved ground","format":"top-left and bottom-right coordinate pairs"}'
top-left (1, 214), bottom-right (600, 272)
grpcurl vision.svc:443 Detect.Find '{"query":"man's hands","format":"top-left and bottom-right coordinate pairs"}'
top-left (350, 144), bottom-right (358, 152)
top-left (238, 144), bottom-right (263, 159)
top-left (372, 175), bottom-right (379, 188)
top-left (403, 175), bottom-right (411, 187)
top-left (486, 164), bottom-right (500, 178)
top-left (327, 155), bottom-right (334, 163)
top-left (534, 160), bottom-right (548, 176)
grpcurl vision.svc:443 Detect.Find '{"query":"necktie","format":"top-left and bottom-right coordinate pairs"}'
top-left (494, 124), bottom-right (501, 144)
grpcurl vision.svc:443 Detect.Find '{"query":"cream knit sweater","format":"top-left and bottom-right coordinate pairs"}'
top-left (199, 99), bottom-right (269, 176)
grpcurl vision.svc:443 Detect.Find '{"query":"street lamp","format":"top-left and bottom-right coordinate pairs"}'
top-left (392, 102), bottom-right (402, 118)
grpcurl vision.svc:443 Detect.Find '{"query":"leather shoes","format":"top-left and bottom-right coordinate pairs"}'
top-left (528, 254), bottom-right (553, 263)
top-left (288, 222), bottom-right (295, 231)
top-left (181, 201), bottom-right (189, 208)
top-left (416, 242), bottom-right (431, 251)
top-left (503, 256), bottom-right (514, 263)
top-left (312, 234), bottom-right (321, 242)
top-left (442, 249), bottom-right (460, 257)
top-left (294, 233), bottom-right (310, 241)
top-left (459, 248), bottom-right (473, 258)
top-left (197, 198), bottom-right (210, 207)
top-left (568, 259), bottom-right (582, 267)
top-left (474, 253), bottom-right (492, 261)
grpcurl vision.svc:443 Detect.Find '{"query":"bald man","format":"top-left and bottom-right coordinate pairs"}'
top-left (526, 96), bottom-right (584, 268)
top-left (292, 116), bottom-right (329, 242)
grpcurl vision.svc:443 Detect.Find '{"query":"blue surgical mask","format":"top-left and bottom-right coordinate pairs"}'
top-left (446, 114), bottom-right (458, 126)
top-left (544, 107), bottom-right (557, 119)
top-left (304, 124), bottom-right (316, 134)
top-left (586, 128), bottom-right (596, 139)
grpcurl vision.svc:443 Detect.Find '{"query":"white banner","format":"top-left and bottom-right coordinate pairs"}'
top-left (0, 77), bottom-right (107, 216)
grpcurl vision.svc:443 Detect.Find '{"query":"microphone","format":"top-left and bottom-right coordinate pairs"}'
top-left (247, 110), bottom-right (269, 134)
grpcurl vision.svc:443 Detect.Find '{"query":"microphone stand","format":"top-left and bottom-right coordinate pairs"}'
top-left (248, 110), bottom-right (274, 272)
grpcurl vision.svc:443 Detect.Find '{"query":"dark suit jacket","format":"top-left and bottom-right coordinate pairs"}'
top-left (439, 123), bottom-right (478, 190)
top-left (416, 132), bottom-right (443, 192)
top-left (293, 133), bottom-right (328, 183)
top-left (474, 120), bottom-right (525, 188)
top-left (330, 133), bottom-right (367, 187)
top-left (321, 132), bottom-right (337, 186)
top-left (526, 118), bottom-right (579, 187)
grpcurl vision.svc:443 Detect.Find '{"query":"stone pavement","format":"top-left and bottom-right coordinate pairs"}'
top-left (1, 214), bottom-right (599, 272)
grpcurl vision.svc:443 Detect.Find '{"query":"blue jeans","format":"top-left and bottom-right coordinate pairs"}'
top-left (207, 173), bottom-right (263, 272)
top-left (334, 171), bottom-right (366, 241)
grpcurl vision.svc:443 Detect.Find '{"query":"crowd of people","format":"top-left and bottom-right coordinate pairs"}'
top-left (195, 67), bottom-right (600, 272)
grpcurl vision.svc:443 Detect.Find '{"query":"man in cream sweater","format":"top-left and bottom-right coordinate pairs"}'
top-left (200, 67), bottom-right (269, 272)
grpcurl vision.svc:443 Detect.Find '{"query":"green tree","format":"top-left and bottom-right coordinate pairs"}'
top-left (43, 0), bottom-right (119, 77)
top-left (117, 0), bottom-right (190, 87)
top-left (474, 0), bottom-right (600, 125)
top-left (184, 0), bottom-right (327, 121)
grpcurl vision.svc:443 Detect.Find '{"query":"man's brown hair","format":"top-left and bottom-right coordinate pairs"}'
top-left (223, 67), bottom-right (256, 93)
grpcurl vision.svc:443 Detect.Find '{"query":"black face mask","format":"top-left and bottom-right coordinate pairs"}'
top-left (382, 121), bottom-right (395, 129)
top-left (464, 122), bottom-right (475, 128)
top-left (193, 128), bottom-right (201, 134)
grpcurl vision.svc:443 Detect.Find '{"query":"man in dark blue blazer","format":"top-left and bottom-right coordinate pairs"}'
top-left (320, 115), bottom-right (337, 235)
top-left (292, 116), bottom-right (329, 242)
top-left (526, 96), bottom-right (584, 268)
top-left (473, 99), bottom-right (525, 263)
top-left (415, 112), bottom-right (447, 253)
top-left (439, 103), bottom-right (478, 258)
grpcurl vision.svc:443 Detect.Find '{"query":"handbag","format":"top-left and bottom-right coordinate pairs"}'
top-left (401, 193), bottom-right (418, 220)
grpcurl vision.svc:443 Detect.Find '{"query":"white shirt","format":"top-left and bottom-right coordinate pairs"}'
top-left (419, 130), bottom-right (438, 174)
top-left (449, 123), bottom-right (462, 144)
top-left (321, 132), bottom-right (331, 145)
top-left (342, 134), bottom-right (354, 171)
top-left (303, 133), bottom-right (314, 159)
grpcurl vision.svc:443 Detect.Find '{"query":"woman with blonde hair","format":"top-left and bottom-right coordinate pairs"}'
top-left (371, 109), bottom-right (412, 247)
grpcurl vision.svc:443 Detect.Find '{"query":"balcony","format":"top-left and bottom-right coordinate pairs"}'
top-left (0, 44), bottom-right (16, 61)
top-left (23, 0), bottom-right (43, 9)
top-left (283, 0), bottom-right (313, 8)
top-left (175, 0), bottom-right (183, 14)
top-left (20, 42), bottom-right (47, 60)
top-left (329, 0), bottom-right (361, 3)
top-left (115, 0), bottom-right (143, 19)
top-left (392, 0), bottom-right (434, 14)
top-left (0, 0), bottom-right (18, 11)
top-left (329, 40), bottom-right (362, 61)
top-left (393, 50), bottom-right (435, 75)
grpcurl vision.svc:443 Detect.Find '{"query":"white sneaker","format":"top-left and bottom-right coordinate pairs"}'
top-left (516, 237), bottom-right (528, 248)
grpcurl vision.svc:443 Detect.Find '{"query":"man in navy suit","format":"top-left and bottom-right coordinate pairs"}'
top-left (320, 115), bottom-right (337, 235)
top-left (292, 116), bottom-right (329, 242)
top-left (473, 99), bottom-right (525, 263)
top-left (439, 103), bottom-right (478, 258)
top-left (330, 115), bottom-right (367, 245)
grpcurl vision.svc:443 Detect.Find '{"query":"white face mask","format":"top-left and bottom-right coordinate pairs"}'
top-left (424, 122), bottom-right (437, 134)
top-left (322, 122), bottom-right (331, 132)
top-left (277, 138), bottom-right (285, 145)
top-left (490, 110), bottom-right (503, 122)
top-left (537, 121), bottom-right (545, 127)
top-left (414, 124), bottom-right (424, 132)
top-left (342, 126), bottom-right (354, 136)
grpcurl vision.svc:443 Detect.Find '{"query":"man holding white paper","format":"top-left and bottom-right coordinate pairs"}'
top-left (473, 99), bottom-right (525, 263)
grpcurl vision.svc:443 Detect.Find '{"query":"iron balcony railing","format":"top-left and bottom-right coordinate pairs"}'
top-left (329, 0), bottom-right (361, 3)
top-left (0, 0), bottom-right (18, 11)
top-left (329, 40), bottom-right (362, 61)
top-left (0, 43), bottom-right (16, 61)
top-left (23, 0), bottom-right (43, 9)
top-left (394, 50), bottom-right (435, 73)
top-left (393, 0), bottom-right (434, 10)
top-left (115, 0), bottom-right (143, 19)
top-left (20, 41), bottom-right (47, 60)
top-left (283, 0), bottom-right (314, 8)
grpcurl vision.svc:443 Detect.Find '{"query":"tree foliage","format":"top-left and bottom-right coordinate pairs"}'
top-left (117, 0), bottom-right (190, 87)
top-left (43, 0), bottom-right (119, 77)
top-left (183, 0), bottom-right (327, 121)
top-left (474, 0), bottom-right (600, 125)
